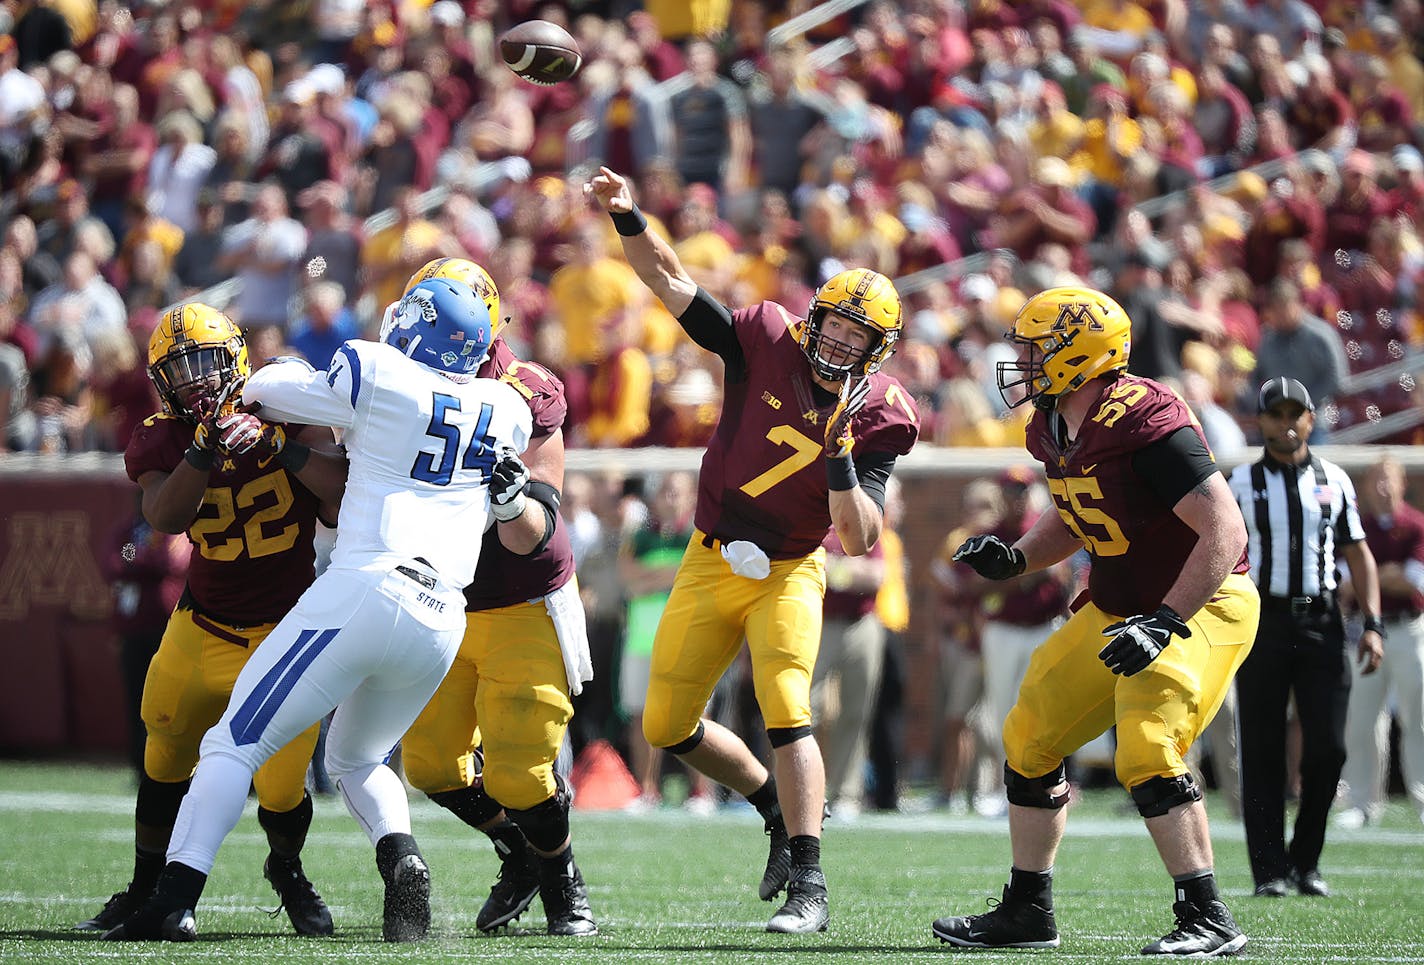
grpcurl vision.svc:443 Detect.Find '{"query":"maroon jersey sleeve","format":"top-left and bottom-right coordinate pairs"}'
top-left (480, 337), bottom-right (566, 438)
top-left (466, 339), bottom-right (576, 609)
top-left (125, 412), bottom-right (189, 483)
top-left (693, 303), bottom-right (918, 558)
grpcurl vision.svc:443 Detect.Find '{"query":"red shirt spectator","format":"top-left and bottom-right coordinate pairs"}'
top-left (1325, 151), bottom-right (1394, 257)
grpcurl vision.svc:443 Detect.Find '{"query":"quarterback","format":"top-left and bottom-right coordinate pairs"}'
top-left (396, 258), bottom-right (597, 936)
top-left (587, 166), bottom-right (918, 934)
top-left (78, 304), bottom-right (342, 938)
top-left (934, 287), bottom-right (1259, 957)
top-left (105, 280), bottom-right (533, 942)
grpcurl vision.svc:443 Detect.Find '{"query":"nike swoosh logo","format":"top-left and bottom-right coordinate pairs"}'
top-left (1081, 463), bottom-right (1098, 474)
top-left (257, 453), bottom-right (276, 470)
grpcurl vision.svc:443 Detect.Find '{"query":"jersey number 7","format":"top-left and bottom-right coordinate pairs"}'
top-left (411, 393), bottom-right (497, 486)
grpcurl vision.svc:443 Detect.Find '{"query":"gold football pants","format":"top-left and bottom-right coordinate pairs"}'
top-left (402, 601), bottom-right (573, 810)
top-left (643, 533), bottom-right (827, 748)
top-left (1003, 573), bottom-right (1260, 791)
top-left (141, 606), bottom-right (320, 813)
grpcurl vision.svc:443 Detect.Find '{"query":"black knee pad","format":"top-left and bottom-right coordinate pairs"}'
top-left (428, 784), bottom-right (505, 831)
top-left (766, 725), bottom-right (813, 749)
top-left (505, 773), bottom-right (571, 854)
top-left (258, 791), bottom-right (314, 839)
top-left (1130, 774), bottom-right (1202, 818)
top-left (135, 774), bottom-right (191, 828)
top-left (1004, 761), bottom-right (1070, 810)
top-left (664, 720), bottom-right (706, 756)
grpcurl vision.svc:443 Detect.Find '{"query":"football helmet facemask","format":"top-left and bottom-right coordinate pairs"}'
top-left (801, 268), bottom-right (902, 381)
top-left (385, 279), bottom-right (493, 376)
top-left (147, 303), bottom-right (251, 421)
top-left (997, 286), bottom-right (1131, 411)
top-left (404, 257), bottom-right (504, 339)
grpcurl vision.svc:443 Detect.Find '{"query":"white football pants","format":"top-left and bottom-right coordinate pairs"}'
top-left (1342, 612), bottom-right (1424, 818)
top-left (168, 564), bottom-right (464, 873)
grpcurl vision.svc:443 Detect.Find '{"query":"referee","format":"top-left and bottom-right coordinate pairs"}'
top-left (1228, 377), bottom-right (1384, 898)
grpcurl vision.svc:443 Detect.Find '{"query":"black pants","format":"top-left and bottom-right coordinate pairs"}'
top-left (1236, 605), bottom-right (1350, 885)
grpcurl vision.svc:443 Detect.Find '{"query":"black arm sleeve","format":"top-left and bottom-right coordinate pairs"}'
top-left (1131, 426), bottom-right (1220, 507)
top-left (850, 451), bottom-right (897, 513)
top-left (677, 287), bottom-right (745, 378)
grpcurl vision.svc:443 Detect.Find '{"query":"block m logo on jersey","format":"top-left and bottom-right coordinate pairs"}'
top-left (230, 628), bottom-right (340, 746)
top-left (1051, 302), bottom-right (1104, 333)
top-left (0, 512), bottom-right (111, 621)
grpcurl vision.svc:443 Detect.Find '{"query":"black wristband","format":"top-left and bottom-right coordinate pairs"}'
top-left (184, 445), bottom-right (215, 470)
top-left (276, 439), bottom-right (311, 473)
top-left (610, 205), bottom-right (648, 237)
top-left (1362, 615), bottom-right (1386, 636)
top-left (826, 453), bottom-right (858, 492)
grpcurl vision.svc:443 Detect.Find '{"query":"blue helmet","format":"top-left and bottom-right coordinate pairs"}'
top-left (383, 278), bottom-right (493, 375)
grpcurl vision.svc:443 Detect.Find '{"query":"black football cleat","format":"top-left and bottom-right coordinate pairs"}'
top-left (264, 854), bottom-right (334, 936)
top-left (75, 883), bottom-right (151, 932)
top-left (1292, 869), bottom-right (1330, 897)
top-left (382, 853), bottom-right (431, 942)
top-left (932, 886), bottom-right (1059, 949)
top-left (766, 866), bottom-right (829, 934)
top-left (477, 846), bottom-right (541, 932)
top-left (1141, 899), bottom-right (1247, 956)
top-left (760, 815), bottom-right (792, 901)
top-left (536, 853), bottom-right (597, 936)
top-left (1253, 878), bottom-right (1288, 897)
top-left (101, 899), bottom-right (197, 943)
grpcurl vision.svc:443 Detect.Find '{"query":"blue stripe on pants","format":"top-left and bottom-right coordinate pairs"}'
top-left (230, 628), bottom-right (340, 746)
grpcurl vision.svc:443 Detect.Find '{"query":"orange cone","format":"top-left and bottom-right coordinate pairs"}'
top-left (569, 739), bottom-right (641, 810)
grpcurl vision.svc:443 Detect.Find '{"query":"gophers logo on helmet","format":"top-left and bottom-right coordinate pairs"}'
top-left (147, 303), bottom-right (251, 421)
top-left (800, 268), bottom-right (903, 381)
top-left (996, 286), bottom-right (1132, 411)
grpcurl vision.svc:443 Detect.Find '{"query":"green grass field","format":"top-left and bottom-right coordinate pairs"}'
top-left (2, 760), bottom-right (1421, 963)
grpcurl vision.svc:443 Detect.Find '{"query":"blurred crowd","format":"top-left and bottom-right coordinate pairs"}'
top-left (3, 0), bottom-right (1424, 456)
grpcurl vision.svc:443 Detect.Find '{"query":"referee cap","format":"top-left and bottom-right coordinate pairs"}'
top-left (1257, 376), bottom-right (1314, 414)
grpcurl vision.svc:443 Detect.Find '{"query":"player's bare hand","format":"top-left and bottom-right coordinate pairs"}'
top-left (1358, 628), bottom-right (1384, 675)
top-left (585, 166), bottom-right (633, 214)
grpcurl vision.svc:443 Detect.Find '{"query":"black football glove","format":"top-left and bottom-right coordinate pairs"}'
top-left (489, 448), bottom-right (531, 523)
top-left (953, 534), bottom-right (1026, 580)
top-left (1098, 605), bottom-right (1191, 676)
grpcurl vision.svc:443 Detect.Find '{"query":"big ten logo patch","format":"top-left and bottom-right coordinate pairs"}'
top-left (0, 512), bottom-right (111, 621)
top-left (762, 391), bottom-right (782, 410)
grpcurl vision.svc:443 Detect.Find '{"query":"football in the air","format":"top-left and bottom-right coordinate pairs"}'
top-left (499, 20), bottom-right (582, 85)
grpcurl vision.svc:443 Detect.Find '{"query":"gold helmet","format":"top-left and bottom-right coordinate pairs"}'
top-left (801, 268), bottom-right (902, 380)
top-left (147, 303), bottom-right (250, 421)
top-left (404, 257), bottom-right (504, 338)
top-left (997, 286), bottom-right (1132, 410)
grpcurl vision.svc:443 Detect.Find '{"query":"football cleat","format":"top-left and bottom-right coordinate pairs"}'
top-left (382, 853), bottom-right (431, 942)
top-left (1292, 869), bottom-right (1330, 897)
top-left (766, 866), bottom-right (829, 934)
top-left (476, 846), bottom-right (541, 932)
top-left (1141, 899), bottom-right (1247, 957)
top-left (75, 883), bottom-right (151, 932)
top-left (1252, 878), bottom-right (1288, 898)
top-left (760, 814), bottom-right (792, 901)
top-left (264, 854), bottom-right (334, 936)
top-left (101, 901), bottom-right (197, 942)
top-left (535, 853), bottom-right (597, 936)
top-left (932, 886), bottom-right (1060, 949)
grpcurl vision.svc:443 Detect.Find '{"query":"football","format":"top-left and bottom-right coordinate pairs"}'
top-left (499, 20), bottom-right (583, 86)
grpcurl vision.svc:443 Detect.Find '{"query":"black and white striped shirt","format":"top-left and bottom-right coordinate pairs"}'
top-left (1226, 453), bottom-right (1365, 599)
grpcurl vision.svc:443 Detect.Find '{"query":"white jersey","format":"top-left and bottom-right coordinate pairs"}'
top-left (242, 340), bottom-right (532, 591)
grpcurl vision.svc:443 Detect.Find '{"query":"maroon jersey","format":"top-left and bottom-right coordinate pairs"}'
top-left (124, 413), bottom-right (321, 625)
top-left (1025, 374), bottom-right (1247, 618)
top-left (986, 512), bottom-right (1071, 626)
top-left (822, 530), bottom-right (883, 621)
top-left (463, 338), bottom-right (576, 610)
top-left (696, 302), bottom-right (919, 558)
top-left (1362, 502), bottom-right (1424, 620)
